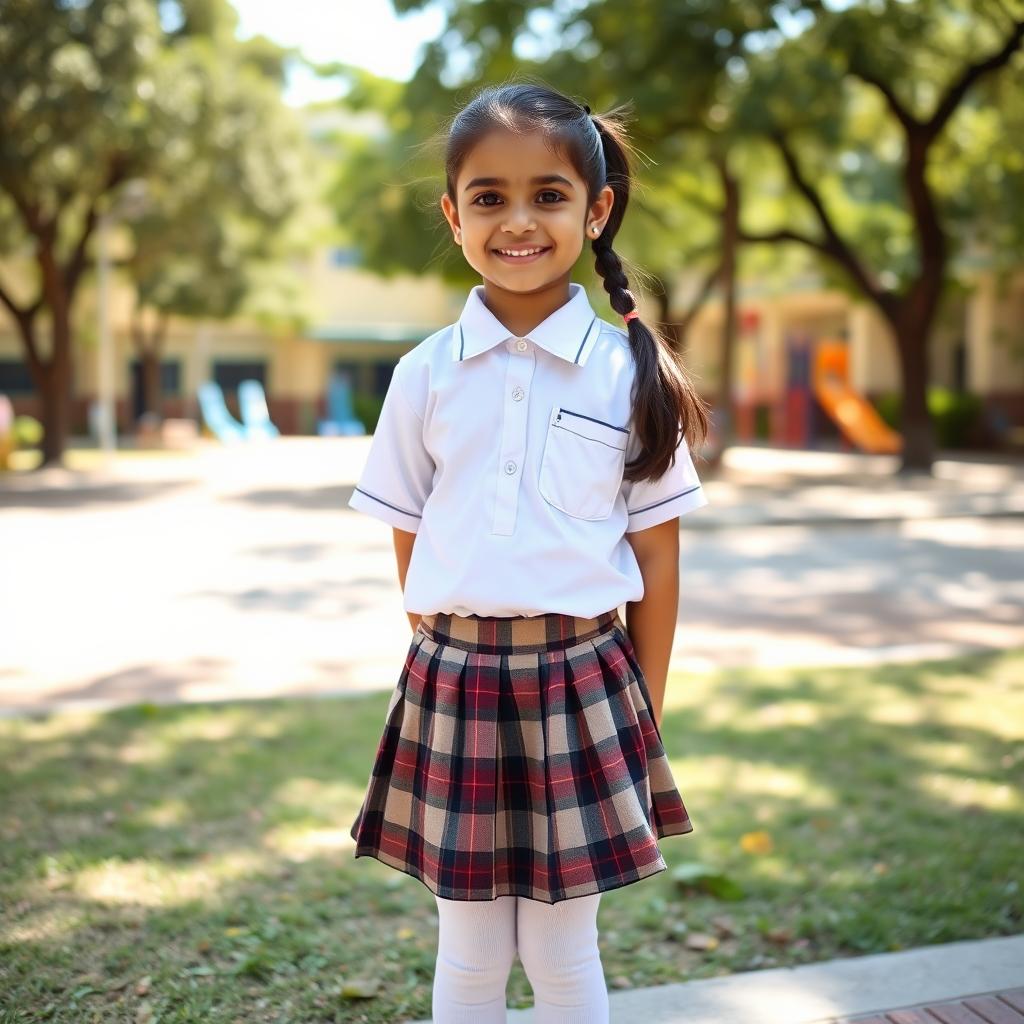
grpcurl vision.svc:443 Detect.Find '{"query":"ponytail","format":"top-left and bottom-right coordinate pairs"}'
top-left (590, 110), bottom-right (710, 482)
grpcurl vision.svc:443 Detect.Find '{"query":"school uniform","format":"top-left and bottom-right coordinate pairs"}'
top-left (348, 281), bottom-right (709, 904)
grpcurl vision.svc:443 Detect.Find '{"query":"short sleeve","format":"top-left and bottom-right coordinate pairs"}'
top-left (620, 425), bottom-right (709, 533)
top-left (347, 358), bottom-right (435, 533)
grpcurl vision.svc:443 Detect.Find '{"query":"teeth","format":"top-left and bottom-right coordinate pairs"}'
top-left (497, 247), bottom-right (545, 256)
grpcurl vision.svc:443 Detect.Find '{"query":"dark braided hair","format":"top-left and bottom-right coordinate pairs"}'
top-left (441, 79), bottom-right (710, 483)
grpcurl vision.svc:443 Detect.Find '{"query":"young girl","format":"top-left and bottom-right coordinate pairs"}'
top-left (347, 80), bottom-right (710, 1024)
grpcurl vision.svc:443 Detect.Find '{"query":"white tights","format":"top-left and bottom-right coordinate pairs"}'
top-left (431, 892), bottom-right (609, 1024)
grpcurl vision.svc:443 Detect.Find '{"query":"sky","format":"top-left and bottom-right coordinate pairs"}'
top-left (231, 0), bottom-right (447, 106)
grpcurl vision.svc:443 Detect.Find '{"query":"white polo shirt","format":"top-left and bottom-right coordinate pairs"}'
top-left (347, 281), bottom-right (709, 618)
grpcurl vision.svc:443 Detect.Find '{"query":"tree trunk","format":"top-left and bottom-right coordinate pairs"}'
top-left (892, 315), bottom-right (935, 473)
top-left (141, 349), bottom-right (161, 420)
top-left (710, 154), bottom-right (740, 466)
top-left (650, 277), bottom-right (682, 352)
top-left (35, 305), bottom-right (74, 469)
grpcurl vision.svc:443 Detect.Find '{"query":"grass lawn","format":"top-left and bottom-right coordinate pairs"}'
top-left (1, 647), bottom-right (1022, 1023)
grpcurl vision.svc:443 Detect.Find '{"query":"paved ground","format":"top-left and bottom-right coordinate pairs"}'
top-left (406, 935), bottom-right (1024, 1024)
top-left (2, 438), bottom-right (1022, 717)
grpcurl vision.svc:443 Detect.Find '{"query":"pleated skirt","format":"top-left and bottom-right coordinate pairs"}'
top-left (349, 608), bottom-right (694, 904)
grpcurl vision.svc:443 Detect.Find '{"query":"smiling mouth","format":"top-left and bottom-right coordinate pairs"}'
top-left (492, 246), bottom-right (552, 261)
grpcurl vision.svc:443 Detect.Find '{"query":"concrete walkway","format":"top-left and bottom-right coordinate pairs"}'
top-left (2, 438), bottom-right (1023, 716)
top-left (406, 934), bottom-right (1024, 1024)
top-left (4, 438), bottom-right (1024, 526)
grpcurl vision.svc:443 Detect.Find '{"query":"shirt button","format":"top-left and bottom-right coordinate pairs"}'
top-left (515, 339), bottom-right (528, 352)
top-left (512, 386), bottom-right (525, 401)
top-left (504, 460), bottom-right (517, 474)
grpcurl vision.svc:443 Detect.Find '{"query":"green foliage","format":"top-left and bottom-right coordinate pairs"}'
top-left (0, 0), bottom-right (322, 333)
top-left (874, 387), bottom-right (984, 447)
top-left (12, 416), bottom-right (43, 448)
top-left (352, 393), bottom-right (387, 435)
top-left (350, 0), bottom-right (1024, 310)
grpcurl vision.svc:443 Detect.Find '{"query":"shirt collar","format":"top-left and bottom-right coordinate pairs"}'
top-left (451, 282), bottom-right (602, 366)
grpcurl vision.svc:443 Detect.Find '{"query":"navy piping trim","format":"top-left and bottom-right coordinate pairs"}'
top-left (574, 314), bottom-right (598, 364)
top-left (555, 423), bottom-right (627, 451)
top-left (628, 484), bottom-right (703, 515)
top-left (353, 486), bottom-right (422, 519)
top-left (559, 407), bottom-right (630, 433)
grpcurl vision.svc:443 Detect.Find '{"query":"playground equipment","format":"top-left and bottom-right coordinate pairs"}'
top-left (812, 339), bottom-right (903, 454)
top-left (197, 381), bottom-right (247, 443)
top-left (317, 370), bottom-right (366, 436)
top-left (238, 380), bottom-right (280, 440)
top-left (0, 395), bottom-right (13, 469)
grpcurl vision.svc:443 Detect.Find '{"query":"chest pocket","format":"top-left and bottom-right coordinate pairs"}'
top-left (537, 404), bottom-right (628, 521)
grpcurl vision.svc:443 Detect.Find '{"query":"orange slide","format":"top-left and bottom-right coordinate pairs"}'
top-left (812, 340), bottom-right (903, 454)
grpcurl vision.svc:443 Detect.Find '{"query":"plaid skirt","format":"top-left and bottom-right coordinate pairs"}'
top-left (349, 608), bottom-right (694, 904)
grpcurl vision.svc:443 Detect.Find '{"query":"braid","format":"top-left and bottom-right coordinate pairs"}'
top-left (592, 238), bottom-right (637, 320)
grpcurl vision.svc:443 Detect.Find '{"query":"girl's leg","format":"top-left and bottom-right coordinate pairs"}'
top-left (516, 892), bottom-right (608, 1024)
top-left (432, 893), bottom-right (517, 1024)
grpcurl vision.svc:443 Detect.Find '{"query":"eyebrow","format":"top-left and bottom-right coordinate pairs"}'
top-left (463, 174), bottom-right (575, 192)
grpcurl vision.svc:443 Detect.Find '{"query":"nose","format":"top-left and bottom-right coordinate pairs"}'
top-left (501, 200), bottom-right (537, 234)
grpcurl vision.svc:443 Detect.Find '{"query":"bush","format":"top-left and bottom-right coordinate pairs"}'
top-left (754, 403), bottom-right (772, 440)
top-left (13, 414), bottom-right (43, 447)
top-left (353, 393), bottom-right (387, 434)
top-left (872, 388), bottom-right (982, 448)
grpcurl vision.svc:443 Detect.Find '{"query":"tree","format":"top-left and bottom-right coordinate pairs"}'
top-left (125, 33), bottom-right (323, 422)
top-left (0, 0), bottom-right (318, 463)
top-left (735, 1), bottom-right (1024, 471)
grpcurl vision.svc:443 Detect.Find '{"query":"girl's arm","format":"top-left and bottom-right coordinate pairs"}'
top-left (392, 526), bottom-right (422, 634)
top-left (623, 518), bottom-right (681, 730)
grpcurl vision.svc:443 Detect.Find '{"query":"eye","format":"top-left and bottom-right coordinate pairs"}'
top-left (470, 190), bottom-right (568, 207)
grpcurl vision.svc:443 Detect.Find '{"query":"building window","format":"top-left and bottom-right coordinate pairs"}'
top-left (331, 360), bottom-right (362, 391)
top-left (129, 359), bottom-right (182, 395)
top-left (0, 359), bottom-right (33, 395)
top-left (373, 361), bottom-right (397, 398)
top-left (213, 361), bottom-right (267, 393)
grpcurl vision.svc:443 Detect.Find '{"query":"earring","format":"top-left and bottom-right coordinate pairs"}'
top-left (591, 224), bottom-right (600, 236)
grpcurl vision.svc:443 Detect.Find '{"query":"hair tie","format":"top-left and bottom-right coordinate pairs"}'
top-left (623, 310), bottom-right (639, 323)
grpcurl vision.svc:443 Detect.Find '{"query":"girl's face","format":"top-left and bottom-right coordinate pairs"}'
top-left (441, 128), bottom-right (614, 294)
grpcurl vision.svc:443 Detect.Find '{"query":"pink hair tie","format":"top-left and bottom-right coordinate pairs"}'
top-left (623, 310), bottom-right (639, 323)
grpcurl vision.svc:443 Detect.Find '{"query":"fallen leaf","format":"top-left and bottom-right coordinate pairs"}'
top-left (740, 830), bottom-right (773, 855)
top-left (339, 978), bottom-right (380, 1000)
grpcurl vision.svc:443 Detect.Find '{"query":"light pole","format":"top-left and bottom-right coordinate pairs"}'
top-left (95, 178), bottom-right (149, 458)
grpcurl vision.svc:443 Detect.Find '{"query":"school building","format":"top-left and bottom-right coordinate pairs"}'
top-left (1, 245), bottom-right (1022, 450)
